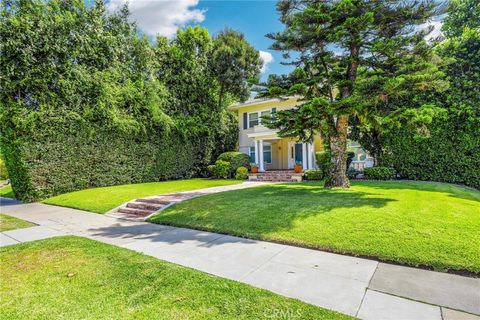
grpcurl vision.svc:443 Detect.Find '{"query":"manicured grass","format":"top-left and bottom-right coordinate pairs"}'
top-left (43, 179), bottom-right (242, 214)
top-left (0, 214), bottom-right (35, 232)
top-left (0, 237), bottom-right (349, 320)
top-left (0, 186), bottom-right (14, 199)
top-left (149, 181), bottom-right (480, 274)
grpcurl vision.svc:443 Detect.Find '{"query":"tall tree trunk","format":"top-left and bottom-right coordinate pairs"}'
top-left (324, 44), bottom-right (359, 188)
top-left (325, 114), bottom-right (350, 188)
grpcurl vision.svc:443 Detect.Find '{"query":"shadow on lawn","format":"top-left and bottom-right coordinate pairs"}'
top-left (352, 180), bottom-right (480, 202)
top-left (147, 183), bottom-right (399, 236)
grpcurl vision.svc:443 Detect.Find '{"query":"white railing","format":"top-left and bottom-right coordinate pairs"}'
top-left (253, 124), bottom-right (277, 134)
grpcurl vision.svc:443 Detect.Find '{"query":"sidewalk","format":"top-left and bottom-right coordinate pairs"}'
top-left (1, 197), bottom-right (479, 320)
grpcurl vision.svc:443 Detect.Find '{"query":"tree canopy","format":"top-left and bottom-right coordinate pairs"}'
top-left (0, 0), bottom-right (260, 200)
top-left (265, 0), bottom-right (445, 187)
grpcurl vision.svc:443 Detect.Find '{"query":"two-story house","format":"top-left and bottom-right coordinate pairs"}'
top-left (228, 96), bottom-right (324, 173)
top-left (229, 96), bottom-right (374, 181)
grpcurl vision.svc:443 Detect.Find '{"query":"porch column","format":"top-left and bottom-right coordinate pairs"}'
top-left (309, 142), bottom-right (315, 169)
top-left (258, 139), bottom-right (265, 172)
top-left (302, 143), bottom-right (307, 170)
top-left (254, 140), bottom-right (259, 165)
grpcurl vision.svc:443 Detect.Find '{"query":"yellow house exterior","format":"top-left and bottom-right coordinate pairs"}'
top-left (228, 96), bottom-right (324, 172)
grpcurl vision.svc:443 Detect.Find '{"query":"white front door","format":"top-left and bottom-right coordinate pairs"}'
top-left (288, 141), bottom-right (303, 169)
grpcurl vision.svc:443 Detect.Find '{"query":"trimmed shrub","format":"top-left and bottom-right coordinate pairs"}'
top-left (217, 152), bottom-right (250, 176)
top-left (304, 170), bottom-right (323, 181)
top-left (315, 151), bottom-right (332, 177)
top-left (364, 167), bottom-right (396, 180)
top-left (235, 166), bottom-right (249, 180)
top-left (211, 160), bottom-right (231, 179)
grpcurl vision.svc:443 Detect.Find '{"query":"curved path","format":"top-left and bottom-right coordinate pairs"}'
top-left (1, 196), bottom-right (479, 320)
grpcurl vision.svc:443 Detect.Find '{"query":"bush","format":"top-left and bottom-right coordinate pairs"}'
top-left (217, 152), bottom-right (250, 177)
top-left (304, 170), bottom-right (323, 180)
top-left (0, 158), bottom-right (8, 180)
top-left (315, 151), bottom-right (332, 177)
top-left (210, 160), bottom-right (231, 179)
top-left (235, 166), bottom-right (249, 180)
top-left (364, 167), bottom-right (396, 180)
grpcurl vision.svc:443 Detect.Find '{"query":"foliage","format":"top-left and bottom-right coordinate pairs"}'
top-left (0, 237), bottom-right (350, 320)
top-left (367, 0), bottom-right (480, 189)
top-left (363, 167), bottom-right (396, 180)
top-left (303, 170), bottom-right (323, 181)
top-left (42, 179), bottom-right (241, 214)
top-left (0, 158), bottom-right (8, 180)
top-left (0, 0), bottom-right (255, 201)
top-left (264, 0), bottom-right (444, 188)
top-left (441, 0), bottom-right (479, 38)
top-left (217, 151), bottom-right (251, 177)
top-left (315, 151), bottom-right (332, 180)
top-left (235, 166), bottom-right (249, 180)
top-left (209, 160), bottom-right (231, 179)
top-left (150, 181), bottom-right (480, 273)
top-left (210, 28), bottom-right (262, 109)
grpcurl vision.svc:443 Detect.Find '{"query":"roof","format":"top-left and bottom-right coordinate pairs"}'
top-left (227, 95), bottom-right (301, 111)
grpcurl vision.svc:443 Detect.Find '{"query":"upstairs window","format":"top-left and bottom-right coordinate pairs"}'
top-left (248, 113), bottom-right (259, 128)
top-left (247, 109), bottom-right (273, 128)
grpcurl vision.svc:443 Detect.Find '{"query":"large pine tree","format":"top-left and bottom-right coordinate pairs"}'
top-left (266, 0), bottom-right (444, 187)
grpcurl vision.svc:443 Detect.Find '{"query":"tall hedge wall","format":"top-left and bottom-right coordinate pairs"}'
top-left (379, 114), bottom-right (480, 189)
top-left (1, 115), bottom-right (209, 202)
top-left (0, 0), bottom-right (239, 202)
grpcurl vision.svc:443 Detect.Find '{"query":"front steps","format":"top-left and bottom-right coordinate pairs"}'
top-left (248, 170), bottom-right (303, 182)
top-left (110, 193), bottom-right (196, 221)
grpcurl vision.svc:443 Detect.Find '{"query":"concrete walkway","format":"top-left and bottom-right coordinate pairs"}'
top-left (107, 181), bottom-right (275, 220)
top-left (1, 197), bottom-right (479, 320)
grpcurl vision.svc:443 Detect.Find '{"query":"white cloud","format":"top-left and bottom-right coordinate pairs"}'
top-left (107, 0), bottom-right (205, 38)
top-left (259, 50), bottom-right (274, 73)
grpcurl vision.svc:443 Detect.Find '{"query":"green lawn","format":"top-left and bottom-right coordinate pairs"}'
top-left (0, 237), bottom-right (349, 320)
top-left (0, 186), bottom-right (14, 199)
top-left (149, 181), bottom-right (480, 274)
top-left (0, 214), bottom-right (35, 232)
top-left (43, 179), bottom-right (242, 214)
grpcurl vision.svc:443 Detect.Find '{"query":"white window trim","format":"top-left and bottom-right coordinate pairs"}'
top-left (247, 109), bottom-right (272, 129)
top-left (249, 145), bottom-right (272, 164)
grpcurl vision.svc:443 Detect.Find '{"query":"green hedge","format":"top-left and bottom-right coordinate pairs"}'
top-left (363, 167), bottom-right (396, 180)
top-left (379, 114), bottom-right (480, 189)
top-left (1, 116), bottom-right (205, 202)
top-left (0, 1), bottom-right (239, 201)
top-left (304, 170), bottom-right (323, 181)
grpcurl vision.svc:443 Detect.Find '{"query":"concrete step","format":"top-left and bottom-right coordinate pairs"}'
top-left (136, 198), bottom-right (171, 205)
top-left (127, 202), bottom-right (163, 211)
top-left (118, 207), bottom-right (153, 217)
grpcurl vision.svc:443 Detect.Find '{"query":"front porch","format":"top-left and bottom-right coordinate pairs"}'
top-left (245, 125), bottom-right (317, 173)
